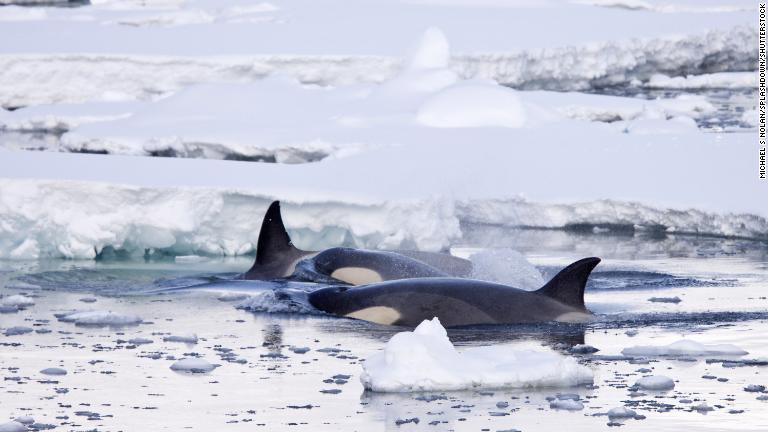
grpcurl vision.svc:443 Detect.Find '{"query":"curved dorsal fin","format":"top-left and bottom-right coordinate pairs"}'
top-left (255, 201), bottom-right (297, 265)
top-left (536, 257), bottom-right (600, 310)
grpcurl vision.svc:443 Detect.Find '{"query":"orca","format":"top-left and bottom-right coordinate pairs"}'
top-left (307, 257), bottom-right (601, 327)
top-left (242, 201), bottom-right (315, 280)
top-left (242, 201), bottom-right (473, 284)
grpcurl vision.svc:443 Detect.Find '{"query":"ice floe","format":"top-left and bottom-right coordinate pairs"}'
top-left (163, 334), bottom-right (199, 344)
top-left (170, 358), bottom-right (218, 373)
top-left (56, 310), bottom-right (143, 326)
top-left (622, 339), bottom-right (748, 357)
top-left (0, 294), bottom-right (35, 308)
top-left (0, 421), bottom-right (27, 432)
top-left (360, 318), bottom-right (593, 392)
top-left (633, 375), bottom-right (675, 390)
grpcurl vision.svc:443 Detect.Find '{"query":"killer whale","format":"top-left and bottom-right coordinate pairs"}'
top-left (308, 257), bottom-right (601, 327)
top-left (242, 201), bottom-right (473, 283)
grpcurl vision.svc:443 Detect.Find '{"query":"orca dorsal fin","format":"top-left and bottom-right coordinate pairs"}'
top-left (254, 201), bottom-right (297, 265)
top-left (535, 257), bottom-right (600, 310)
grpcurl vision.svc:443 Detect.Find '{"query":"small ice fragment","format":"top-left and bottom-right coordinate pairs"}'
top-left (634, 375), bottom-right (675, 390)
top-left (13, 416), bottom-right (33, 425)
top-left (4, 326), bottom-right (34, 336)
top-left (79, 297), bottom-right (98, 303)
top-left (128, 337), bottom-right (153, 345)
top-left (0, 421), bottom-right (27, 432)
top-left (170, 358), bottom-right (217, 373)
top-left (289, 346), bottom-right (310, 354)
top-left (570, 344), bottom-right (599, 354)
top-left (1, 294), bottom-right (35, 308)
top-left (756, 395), bottom-right (768, 401)
top-left (40, 367), bottom-right (67, 376)
top-left (163, 334), bottom-right (199, 344)
top-left (0, 305), bottom-right (18, 313)
top-left (556, 393), bottom-right (580, 401)
top-left (625, 329), bottom-right (639, 337)
top-left (693, 403), bottom-right (714, 412)
top-left (549, 399), bottom-right (584, 410)
top-left (607, 407), bottom-right (637, 419)
top-left (496, 401), bottom-right (509, 408)
top-left (744, 384), bottom-right (766, 393)
top-left (648, 296), bottom-right (682, 303)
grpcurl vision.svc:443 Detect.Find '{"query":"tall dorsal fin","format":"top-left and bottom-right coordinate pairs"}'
top-left (535, 257), bottom-right (600, 310)
top-left (255, 201), bottom-right (298, 265)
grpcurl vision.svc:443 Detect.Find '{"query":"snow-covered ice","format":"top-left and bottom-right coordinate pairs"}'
top-left (622, 340), bottom-right (748, 357)
top-left (634, 375), bottom-right (675, 390)
top-left (360, 318), bottom-right (593, 392)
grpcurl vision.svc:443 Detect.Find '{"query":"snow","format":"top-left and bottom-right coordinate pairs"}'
top-left (622, 339), bottom-right (748, 357)
top-left (0, 0), bottom-right (755, 107)
top-left (57, 310), bottom-right (143, 326)
top-left (360, 318), bottom-right (594, 392)
top-left (0, 1), bottom-right (761, 261)
top-left (416, 80), bottom-right (526, 128)
top-left (170, 358), bottom-right (218, 373)
top-left (634, 375), bottom-right (675, 390)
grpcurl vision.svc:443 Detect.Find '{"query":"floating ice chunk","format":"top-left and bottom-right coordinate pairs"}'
top-left (625, 329), bottom-right (639, 337)
top-left (128, 337), bottom-right (153, 345)
top-left (570, 344), bottom-right (599, 354)
top-left (693, 402), bottom-right (714, 412)
top-left (0, 421), bottom-right (27, 432)
top-left (744, 384), bottom-right (766, 393)
top-left (634, 375), bottom-right (675, 390)
top-left (0, 305), bottom-right (19, 314)
top-left (648, 296), bottom-right (682, 304)
top-left (163, 334), bottom-right (198, 344)
top-left (57, 310), bottom-right (142, 326)
top-left (170, 358), bottom-right (218, 373)
top-left (12, 417), bottom-right (32, 426)
top-left (607, 407), bottom-right (637, 419)
top-left (40, 367), bottom-right (67, 376)
top-left (1, 294), bottom-right (35, 308)
top-left (549, 399), bottom-right (584, 410)
top-left (4, 326), bottom-right (33, 336)
top-left (622, 340), bottom-right (748, 357)
top-left (79, 297), bottom-right (98, 303)
top-left (360, 318), bottom-right (593, 392)
top-left (417, 81), bottom-right (526, 128)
